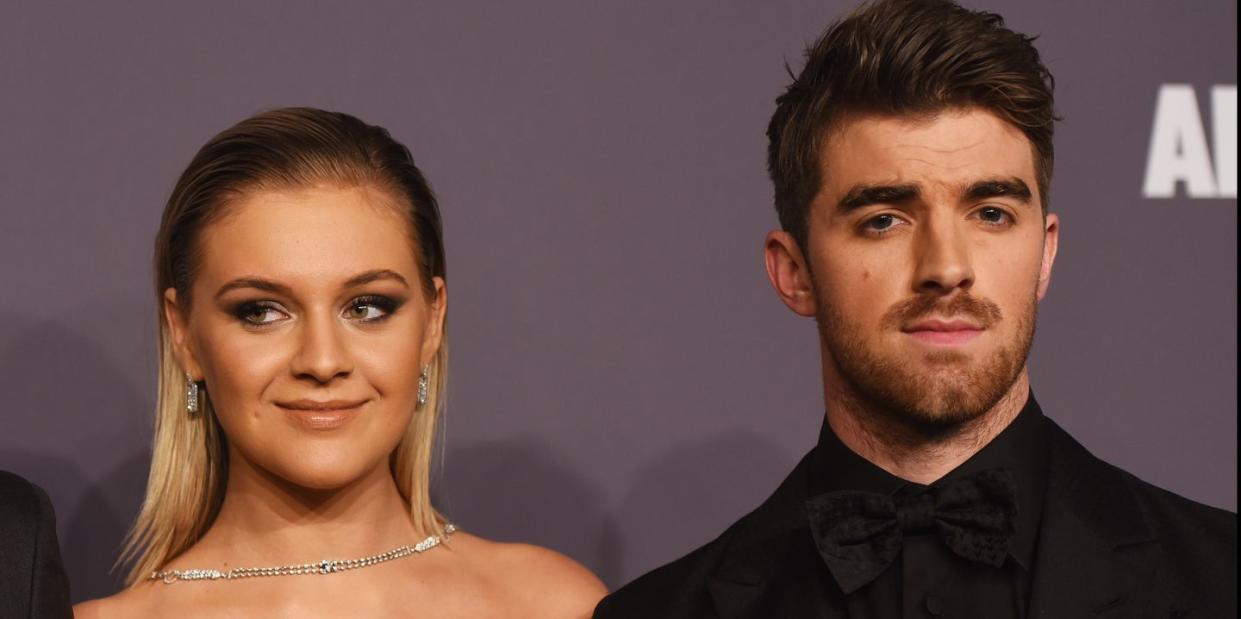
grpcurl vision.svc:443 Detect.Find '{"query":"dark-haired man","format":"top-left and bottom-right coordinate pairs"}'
top-left (0, 470), bottom-right (73, 618)
top-left (594, 0), bottom-right (1236, 617)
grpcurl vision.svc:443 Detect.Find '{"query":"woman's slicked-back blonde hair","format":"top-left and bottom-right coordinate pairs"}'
top-left (122, 107), bottom-right (449, 585)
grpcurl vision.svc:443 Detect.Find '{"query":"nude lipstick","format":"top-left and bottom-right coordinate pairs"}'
top-left (276, 399), bottom-right (368, 430)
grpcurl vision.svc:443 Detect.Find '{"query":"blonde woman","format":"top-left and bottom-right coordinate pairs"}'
top-left (75, 108), bottom-right (606, 618)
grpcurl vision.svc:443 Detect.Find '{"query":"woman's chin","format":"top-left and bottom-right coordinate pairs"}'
top-left (261, 456), bottom-right (387, 493)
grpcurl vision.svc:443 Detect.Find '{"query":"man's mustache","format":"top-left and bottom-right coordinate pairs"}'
top-left (883, 293), bottom-right (1003, 329)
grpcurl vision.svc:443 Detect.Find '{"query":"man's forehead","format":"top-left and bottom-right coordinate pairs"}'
top-left (818, 108), bottom-right (1039, 200)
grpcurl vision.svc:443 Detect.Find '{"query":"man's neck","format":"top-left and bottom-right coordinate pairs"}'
top-left (824, 371), bottom-right (1031, 485)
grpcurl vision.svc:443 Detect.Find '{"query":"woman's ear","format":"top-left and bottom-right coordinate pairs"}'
top-left (420, 277), bottom-right (447, 367)
top-left (163, 288), bottom-right (203, 379)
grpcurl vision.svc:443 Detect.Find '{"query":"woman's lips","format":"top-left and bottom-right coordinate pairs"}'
top-left (276, 400), bottom-right (367, 430)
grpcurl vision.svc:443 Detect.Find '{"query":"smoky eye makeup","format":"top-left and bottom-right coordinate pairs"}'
top-left (343, 294), bottom-right (405, 323)
top-left (220, 291), bottom-right (408, 329)
top-left (229, 299), bottom-right (290, 327)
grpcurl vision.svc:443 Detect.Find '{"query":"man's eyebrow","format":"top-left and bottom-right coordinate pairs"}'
top-left (965, 177), bottom-right (1032, 204)
top-left (837, 183), bottom-right (920, 213)
top-left (214, 270), bottom-right (409, 300)
top-left (343, 269), bottom-right (409, 289)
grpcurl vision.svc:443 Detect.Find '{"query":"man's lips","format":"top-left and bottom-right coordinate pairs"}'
top-left (901, 318), bottom-right (985, 346)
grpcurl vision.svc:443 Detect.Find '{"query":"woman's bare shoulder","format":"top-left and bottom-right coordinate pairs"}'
top-left (448, 531), bottom-right (607, 618)
top-left (73, 583), bottom-right (160, 619)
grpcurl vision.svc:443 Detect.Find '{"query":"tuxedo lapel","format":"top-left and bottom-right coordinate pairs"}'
top-left (706, 546), bottom-right (768, 619)
top-left (706, 451), bottom-right (849, 619)
top-left (1028, 421), bottom-right (1165, 618)
top-left (705, 571), bottom-right (767, 619)
top-left (707, 543), bottom-right (848, 619)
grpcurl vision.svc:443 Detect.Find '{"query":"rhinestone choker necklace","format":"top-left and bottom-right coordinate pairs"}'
top-left (150, 524), bottom-right (456, 584)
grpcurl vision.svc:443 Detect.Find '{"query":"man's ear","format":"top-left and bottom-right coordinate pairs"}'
top-left (764, 230), bottom-right (818, 317)
top-left (1037, 213), bottom-right (1059, 301)
top-left (420, 276), bottom-right (447, 368)
top-left (163, 288), bottom-right (203, 379)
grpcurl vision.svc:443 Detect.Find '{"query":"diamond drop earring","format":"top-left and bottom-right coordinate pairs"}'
top-left (186, 372), bottom-right (200, 416)
top-left (417, 366), bottom-right (430, 408)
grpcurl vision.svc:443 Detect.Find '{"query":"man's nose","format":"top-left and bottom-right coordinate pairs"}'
top-left (912, 214), bottom-right (974, 295)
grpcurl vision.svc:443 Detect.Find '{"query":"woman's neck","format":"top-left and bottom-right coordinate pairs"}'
top-left (186, 451), bottom-right (418, 567)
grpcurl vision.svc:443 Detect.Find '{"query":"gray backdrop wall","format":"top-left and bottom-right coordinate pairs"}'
top-left (0, 0), bottom-right (1235, 603)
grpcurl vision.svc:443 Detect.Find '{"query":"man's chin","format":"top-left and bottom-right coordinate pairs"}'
top-left (896, 391), bottom-right (993, 430)
top-left (821, 309), bottom-right (1035, 436)
top-left (896, 333), bottom-right (990, 363)
top-left (857, 368), bottom-right (1011, 432)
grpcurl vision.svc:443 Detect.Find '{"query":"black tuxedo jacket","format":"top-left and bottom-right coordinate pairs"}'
top-left (0, 471), bottom-right (72, 619)
top-left (595, 419), bottom-right (1237, 618)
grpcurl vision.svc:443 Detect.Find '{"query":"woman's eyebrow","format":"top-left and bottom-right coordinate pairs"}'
top-left (214, 270), bottom-right (409, 301)
top-left (215, 277), bottom-right (289, 300)
top-left (344, 269), bottom-right (409, 289)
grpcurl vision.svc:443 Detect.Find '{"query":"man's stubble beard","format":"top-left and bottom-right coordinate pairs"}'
top-left (816, 287), bottom-right (1037, 438)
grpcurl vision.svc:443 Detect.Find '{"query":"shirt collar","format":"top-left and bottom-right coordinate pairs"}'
top-left (810, 391), bottom-right (1049, 570)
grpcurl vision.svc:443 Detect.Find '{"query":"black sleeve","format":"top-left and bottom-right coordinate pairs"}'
top-left (0, 471), bottom-right (73, 619)
top-left (29, 481), bottom-right (73, 619)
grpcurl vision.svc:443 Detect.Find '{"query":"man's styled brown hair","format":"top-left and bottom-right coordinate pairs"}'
top-left (767, 0), bottom-right (1057, 250)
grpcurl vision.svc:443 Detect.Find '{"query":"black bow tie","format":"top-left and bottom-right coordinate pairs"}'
top-left (805, 467), bottom-right (1018, 594)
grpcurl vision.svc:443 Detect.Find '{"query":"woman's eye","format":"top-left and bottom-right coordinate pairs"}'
top-left (977, 207), bottom-right (1012, 225)
top-left (236, 302), bottom-right (287, 326)
top-left (344, 296), bottom-right (398, 322)
top-left (346, 304), bottom-right (383, 321)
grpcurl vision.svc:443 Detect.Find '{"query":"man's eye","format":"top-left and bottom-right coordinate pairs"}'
top-left (864, 214), bottom-right (900, 232)
top-left (977, 207), bottom-right (1012, 225)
